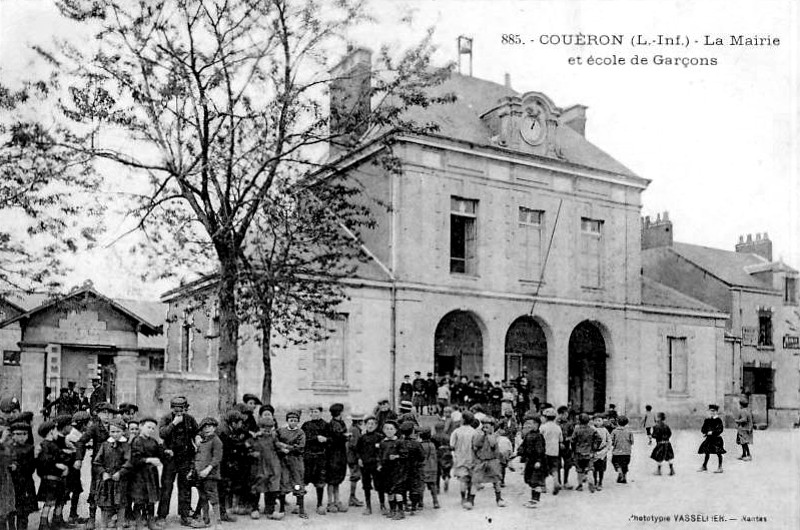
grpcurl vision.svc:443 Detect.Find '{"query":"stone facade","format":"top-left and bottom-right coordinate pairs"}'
top-left (162, 68), bottom-right (730, 425)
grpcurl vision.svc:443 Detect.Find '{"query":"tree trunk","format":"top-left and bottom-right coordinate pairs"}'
top-left (217, 258), bottom-right (239, 412)
top-left (260, 320), bottom-right (272, 405)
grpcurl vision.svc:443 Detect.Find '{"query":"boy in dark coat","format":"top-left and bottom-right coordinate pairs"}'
top-left (698, 404), bottom-right (725, 473)
top-left (356, 416), bottom-right (385, 515)
top-left (431, 422), bottom-right (453, 493)
top-left (346, 413), bottom-right (364, 508)
top-left (276, 410), bottom-right (307, 519)
top-left (325, 403), bottom-right (349, 513)
top-left (9, 422), bottom-right (38, 530)
top-left (217, 409), bottom-right (247, 522)
top-left (378, 420), bottom-right (406, 520)
top-left (129, 417), bottom-right (168, 530)
top-left (193, 417), bottom-right (223, 529)
top-left (37, 421), bottom-right (69, 530)
top-left (77, 402), bottom-right (115, 529)
top-left (518, 415), bottom-right (546, 508)
top-left (399, 422), bottom-right (424, 515)
top-left (247, 417), bottom-right (282, 521)
top-left (301, 406), bottom-right (330, 515)
top-left (418, 428), bottom-right (440, 509)
top-left (92, 418), bottom-right (130, 530)
top-left (571, 413), bottom-right (601, 493)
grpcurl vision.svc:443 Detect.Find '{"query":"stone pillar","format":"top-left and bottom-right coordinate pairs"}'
top-left (114, 351), bottom-right (140, 405)
top-left (547, 327), bottom-right (569, 406)
top-left (21, 346), bottom-right (46, 415)
top-left (486, 317), bottom-right (505, 381)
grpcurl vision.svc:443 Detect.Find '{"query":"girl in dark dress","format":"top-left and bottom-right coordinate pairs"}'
top-left (650, 412), bottom-right (675, 476)
top-left (697, 404), bottom-right (725, 473)
top-left (93, 419), bottom-right (131, 529)
top-left (9, 422), bottom-right (38, 530)
top-left (128, 417), bottom-right (168, 528)
top-left (325, 403), bottom-right (349, 513)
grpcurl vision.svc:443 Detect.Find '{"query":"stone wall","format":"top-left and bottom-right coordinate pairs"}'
top-left (136, 371), bottom-right (219, 419)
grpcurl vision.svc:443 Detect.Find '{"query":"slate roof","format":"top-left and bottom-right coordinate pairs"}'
top-left (641, 276), bottom-right (722, 313)
top-left (667, 242), bottom-right (772, 289)
top-left (381, 72), bottom-right (640, 178)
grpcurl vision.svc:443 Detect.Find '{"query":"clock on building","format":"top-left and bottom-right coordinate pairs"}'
top-left (520, 108), bottom-right (545, 145)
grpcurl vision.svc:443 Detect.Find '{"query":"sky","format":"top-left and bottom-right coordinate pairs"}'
top-left (0, 0), bottom-right (798, 299)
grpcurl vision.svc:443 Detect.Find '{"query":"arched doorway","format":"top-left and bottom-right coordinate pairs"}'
top-left (568, 321), bottom-right (607, 413)
top-left (505, 316), bottom-right (547, 402)
top-left (434, 311), bottom-right (483, 378)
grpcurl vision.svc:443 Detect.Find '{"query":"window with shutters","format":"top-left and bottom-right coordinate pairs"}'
top-left (518, 207), bottom-right (544, 280)
top-left (313, 314), bottom-right (348, 385)
top-left (580, 217), bottom-right (603, 288)
top-left (758, 310), bottom-right (773, 347)
top-left (450, 197), bottom-right (478, 275)
top-left (667, 337), bottom-right (688, 393)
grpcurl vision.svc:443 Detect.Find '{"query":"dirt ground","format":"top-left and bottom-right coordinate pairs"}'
top-left (35, 428), bottom-right (800, 530)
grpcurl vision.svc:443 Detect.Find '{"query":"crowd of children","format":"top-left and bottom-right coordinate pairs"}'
top-left (0, 390), bottom-right (752, 530)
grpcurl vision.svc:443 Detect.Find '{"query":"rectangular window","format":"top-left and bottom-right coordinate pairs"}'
top-left (785, 277), bottom-right (797, 305)
top-left (667, 337), bottom-right (688, 393)
top-left (450, 197), bottom-right (478, 274)
top-left (580, 217), bottom-right (603, 287)
top-left (2, 350), bottom-right (20, 366)
top-left (181, 321), bottom-right (191, 371)
top-left (518, 207), bottom-right (544, 280)
top-left (758, 311), bottom-right (773, 347)
top-left (313, 314), bottom-right (348, 385)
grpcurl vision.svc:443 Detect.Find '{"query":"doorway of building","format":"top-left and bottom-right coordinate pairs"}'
top-left (434, 311), bottom-right (483, 378)
top-left (505, 316), bottom-right (547, 402)
top-left (568, 321), bottom-right (607, 413)
top-left (742, 366), bottom-right (774, 409)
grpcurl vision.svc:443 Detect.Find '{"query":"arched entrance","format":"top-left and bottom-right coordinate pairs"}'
top-left (505, 316), bottom-right (547, 402)
top-left (568, 321), bottom-right (607, 413)
top-left (434, 311), bottom-right (483, 378)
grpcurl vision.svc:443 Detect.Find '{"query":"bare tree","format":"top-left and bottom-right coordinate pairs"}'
top-left (47, 0), bottom-right (452, 409)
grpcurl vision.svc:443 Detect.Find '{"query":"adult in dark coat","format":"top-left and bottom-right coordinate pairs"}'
top-left (698, 404), bottom-right (725, 473)
top-left (156, 396), bottom-right (198, 525)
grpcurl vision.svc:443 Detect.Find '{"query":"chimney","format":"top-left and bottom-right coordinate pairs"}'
top-left (561, 104), bottom-right (587, 136)
top-left (641, 210), bottom-right (673, 250)
top-left (329, 46), bottom-right (372, 153)
top-left (735, 232), bottom-right (773, 261)
top-left (504, 73), bottom-right (512, 88)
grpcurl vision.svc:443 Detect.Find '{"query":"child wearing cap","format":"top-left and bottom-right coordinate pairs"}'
top-left (450, 411), bottom-right (477, 510)
top-left (518, 414), bottom-right (546, 508)
top-left (36, 420), bottom-right (69, 530)
top-left (192, 417), bottom-right (223, 529)
top-left (399, 422), bottom-right (424, 515)
top-left (9, 421), bottom-right (37, 530)
top-left (650, 412), bottom-right (675, 476)
top-left (355, 416), bottom-right (385, 515)
top-left (77, 403), bottom-right (116, 529)
top-left (571, 413), bottom-right (601, 493)
top-left (698, 404), bottom-right (725, 473)
top-left (93, 418), bottom-right (130, 529)
top-left (247, 417), bottom-right (282, 521)
top-left (277, 410), bottom-right (307, 518)
top-left (378, 420), bottom-right (407, 520)
top-left (539, 408), bottom-right (562, 494)
top-left (129, 417), bottom-right (168, 530)
top-left (735, 398), bottom-right (754, 462)
top-left (301, 406), bottom-right (330, 515)
top-left (592, 415), bottom-right (610, 489)
top-left (418, 427), bottom-right (440, 509)
top-left (471, 417), bottom-right (507, 508)
top-left (346, 413), bottom-right (364, 508)
top-left (325, 403), bottom-right (349, 514)
top-left (53, 414), bottom-right (78, 528)
top-left (65, 411), bottom-right (91, 526)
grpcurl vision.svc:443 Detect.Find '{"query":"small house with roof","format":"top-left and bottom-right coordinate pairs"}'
top-left (0, 281), bottom-right (166, 412)
top-left (162, 49), bottom-right (730, 424)
top-left (643, 216), bottom-right (800, 425)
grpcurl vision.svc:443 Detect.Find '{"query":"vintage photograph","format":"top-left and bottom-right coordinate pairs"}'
top-left (0, 0), bottom-right (797, 528)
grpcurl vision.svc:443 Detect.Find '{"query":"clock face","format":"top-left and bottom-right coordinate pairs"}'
top-left (520, 113), bottom-right (545, 145)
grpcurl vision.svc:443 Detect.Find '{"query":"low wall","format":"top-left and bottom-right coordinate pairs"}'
top-left (768, 408), bottom-right (800, 428)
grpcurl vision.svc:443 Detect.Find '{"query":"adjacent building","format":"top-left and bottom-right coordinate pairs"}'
top-left (643, 217), bottom-right (800, 426)
top-left (161, 51), bottom-right (730, 425)
top-left (0, 282), bottom-right (166, 412)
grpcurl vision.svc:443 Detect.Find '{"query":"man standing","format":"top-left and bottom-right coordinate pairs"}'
top-left (157, 396), bottom-right (199, 527)
top-left (88, 378), bottom-right (107, 411)
top-left (425, 373), bottom-right (437, 415)
top-left (399, 375), bottom-right (413, 404)
top-left (412, 372), bottom-right (426, 415)
top-left (515, 370), bottom-right (531, 421)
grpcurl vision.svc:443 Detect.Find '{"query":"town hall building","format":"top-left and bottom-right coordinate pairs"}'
top-left (160, 49), bottom-right (732, 425)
